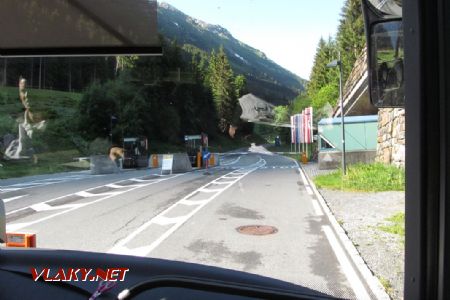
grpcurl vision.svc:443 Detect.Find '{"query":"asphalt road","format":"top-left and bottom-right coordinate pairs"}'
top-left (1, 146), bottom-right (378, 299)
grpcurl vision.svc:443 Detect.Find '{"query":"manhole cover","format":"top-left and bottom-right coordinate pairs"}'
top-left (236, 225), bottom-right (278, 236)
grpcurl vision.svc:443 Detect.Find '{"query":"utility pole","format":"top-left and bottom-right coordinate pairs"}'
top-left (38, 57), bottom-right (42, 89)
top-left (3, 58), bottom-right (7, 86)
top-left (327, 51), bottom-right (347, 175)
top-left (338, 51), bottom-right (347, 175)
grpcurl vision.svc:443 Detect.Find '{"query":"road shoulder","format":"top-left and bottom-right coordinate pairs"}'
top-left (301, 162), bottom-right (402, 300)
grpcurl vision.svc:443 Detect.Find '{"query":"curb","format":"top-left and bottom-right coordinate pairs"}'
top-left (299, 165), bottom-right (391, 300)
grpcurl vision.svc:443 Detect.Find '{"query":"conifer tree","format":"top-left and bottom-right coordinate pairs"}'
top-left (207, 47), bottom-right (237, 132)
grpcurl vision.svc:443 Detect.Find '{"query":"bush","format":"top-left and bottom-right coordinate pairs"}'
top-left (88, 138), bottom-right (110, 155)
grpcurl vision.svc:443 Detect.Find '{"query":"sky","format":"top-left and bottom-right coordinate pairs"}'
top-left (161, 0), bottom-right (345, 80)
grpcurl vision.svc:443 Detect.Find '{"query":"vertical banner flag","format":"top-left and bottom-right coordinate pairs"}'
top-left (305, 111), bottom-right (309, 144)
top-left (310, 107), bottom-right (314, 143)
top-left (298, 113), bottom-right (304, 144)
top-left (296, 114), bottom-right (302, 144)
top-left (290, 115), bottom-right (296, 144)
top-left (303, 109), bottom-right (308, 144)
top-left (304, 108), bottom-right (312, 144)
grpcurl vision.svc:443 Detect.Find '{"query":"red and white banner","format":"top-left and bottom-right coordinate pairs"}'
top-left (303, 107), bottom-right (313, 144)
top-left (291, 110), bottom-right (312, 144)
top-left (298, 113), bottom-right (304, 144)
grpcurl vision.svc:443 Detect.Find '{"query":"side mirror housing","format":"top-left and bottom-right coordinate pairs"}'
top-left (362, 0), bottom-right (404, 108)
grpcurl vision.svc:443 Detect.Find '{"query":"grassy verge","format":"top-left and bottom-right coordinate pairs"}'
top-left (0, 86), bottom-right (81, 117)
top-left (378, 212), bottom-right (405, 243)
top-left (0, 149), bottom-right (87, 179)
top-left (378, 276), bottom-right (394, 295)
top-left (313, 163), bottom-right (405, 192)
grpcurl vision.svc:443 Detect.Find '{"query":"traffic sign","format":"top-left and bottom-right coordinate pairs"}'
top-left (202, 151), bottom-right (211, 160)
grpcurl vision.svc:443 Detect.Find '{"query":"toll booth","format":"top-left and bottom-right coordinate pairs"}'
top-left (122, 137), bottom-right (149, 168)
top-left (184, 133), bottom-right (208, 167)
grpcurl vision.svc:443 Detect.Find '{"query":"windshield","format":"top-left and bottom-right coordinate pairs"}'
top-left (0, 1), bottom-right (405, 299)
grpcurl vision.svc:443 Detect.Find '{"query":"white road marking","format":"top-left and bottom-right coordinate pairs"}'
top-left (295, 157), bottom-right (368, 300)
top-left (130, 178), bottom-right (154, 182)
top-left (311, 200), bottom-right (324, 216)
top-left (3, 194), bottom-right (28, 203)
top-left (75, 191), bottom-right (98, 198)
top-left (30, 203), bottom-right (53, 212)
top-left (6, 223), bottom-right (30, 232)
top-left (211, 181), bottom-right (234, 185)
top-left (153, 215), bottom-right (189, 226)
top-left (0, 188), bottom-right (21, 192)
top-left (105, 183), bottom-right (129, 189)
top-left (323, 225), bottom-right (371, 300)
top-left (0, 173), bottom-right (100, 193)
top-left (75, 191), bottom-right (121, 197)
top-left (29, 202), bottom-right (84, 212)
top-left (295, 165), bottom-right (316, 197)
top-left (220, 155), bottom-right (241, 166)
top-left (6, 174), bottom-right (183, 231)
top-left (199, 188), bottom-right (224, 193)
top-left (299, 168), bottom-right (309, 186)
top-left (306, 169), bottom-right (391, 300)
top-left (109, 158), bottom-right (266, 256)
top-left (179, 199), bottom-right (209, 206)
top-left (222, 175), bottom-right (241, 179)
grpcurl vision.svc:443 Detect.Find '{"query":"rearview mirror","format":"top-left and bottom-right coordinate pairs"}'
top-left (362, 0), bottom-right (404, 107)
top-left (0, 199), bottom-right (5, 244)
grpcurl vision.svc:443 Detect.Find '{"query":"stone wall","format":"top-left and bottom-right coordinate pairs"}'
top-left (376, 108), bottom-right (405, 167)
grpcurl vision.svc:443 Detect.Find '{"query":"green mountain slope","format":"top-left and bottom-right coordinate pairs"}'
top-left (158, 2), bottom-right (306, 105)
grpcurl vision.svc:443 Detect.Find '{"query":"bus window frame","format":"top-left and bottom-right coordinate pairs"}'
top-left (402, 0), bottom-right (449, 299)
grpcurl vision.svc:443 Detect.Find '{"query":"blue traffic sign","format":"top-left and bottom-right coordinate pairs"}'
top-left (203, 151), bottom-right (211, 160)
